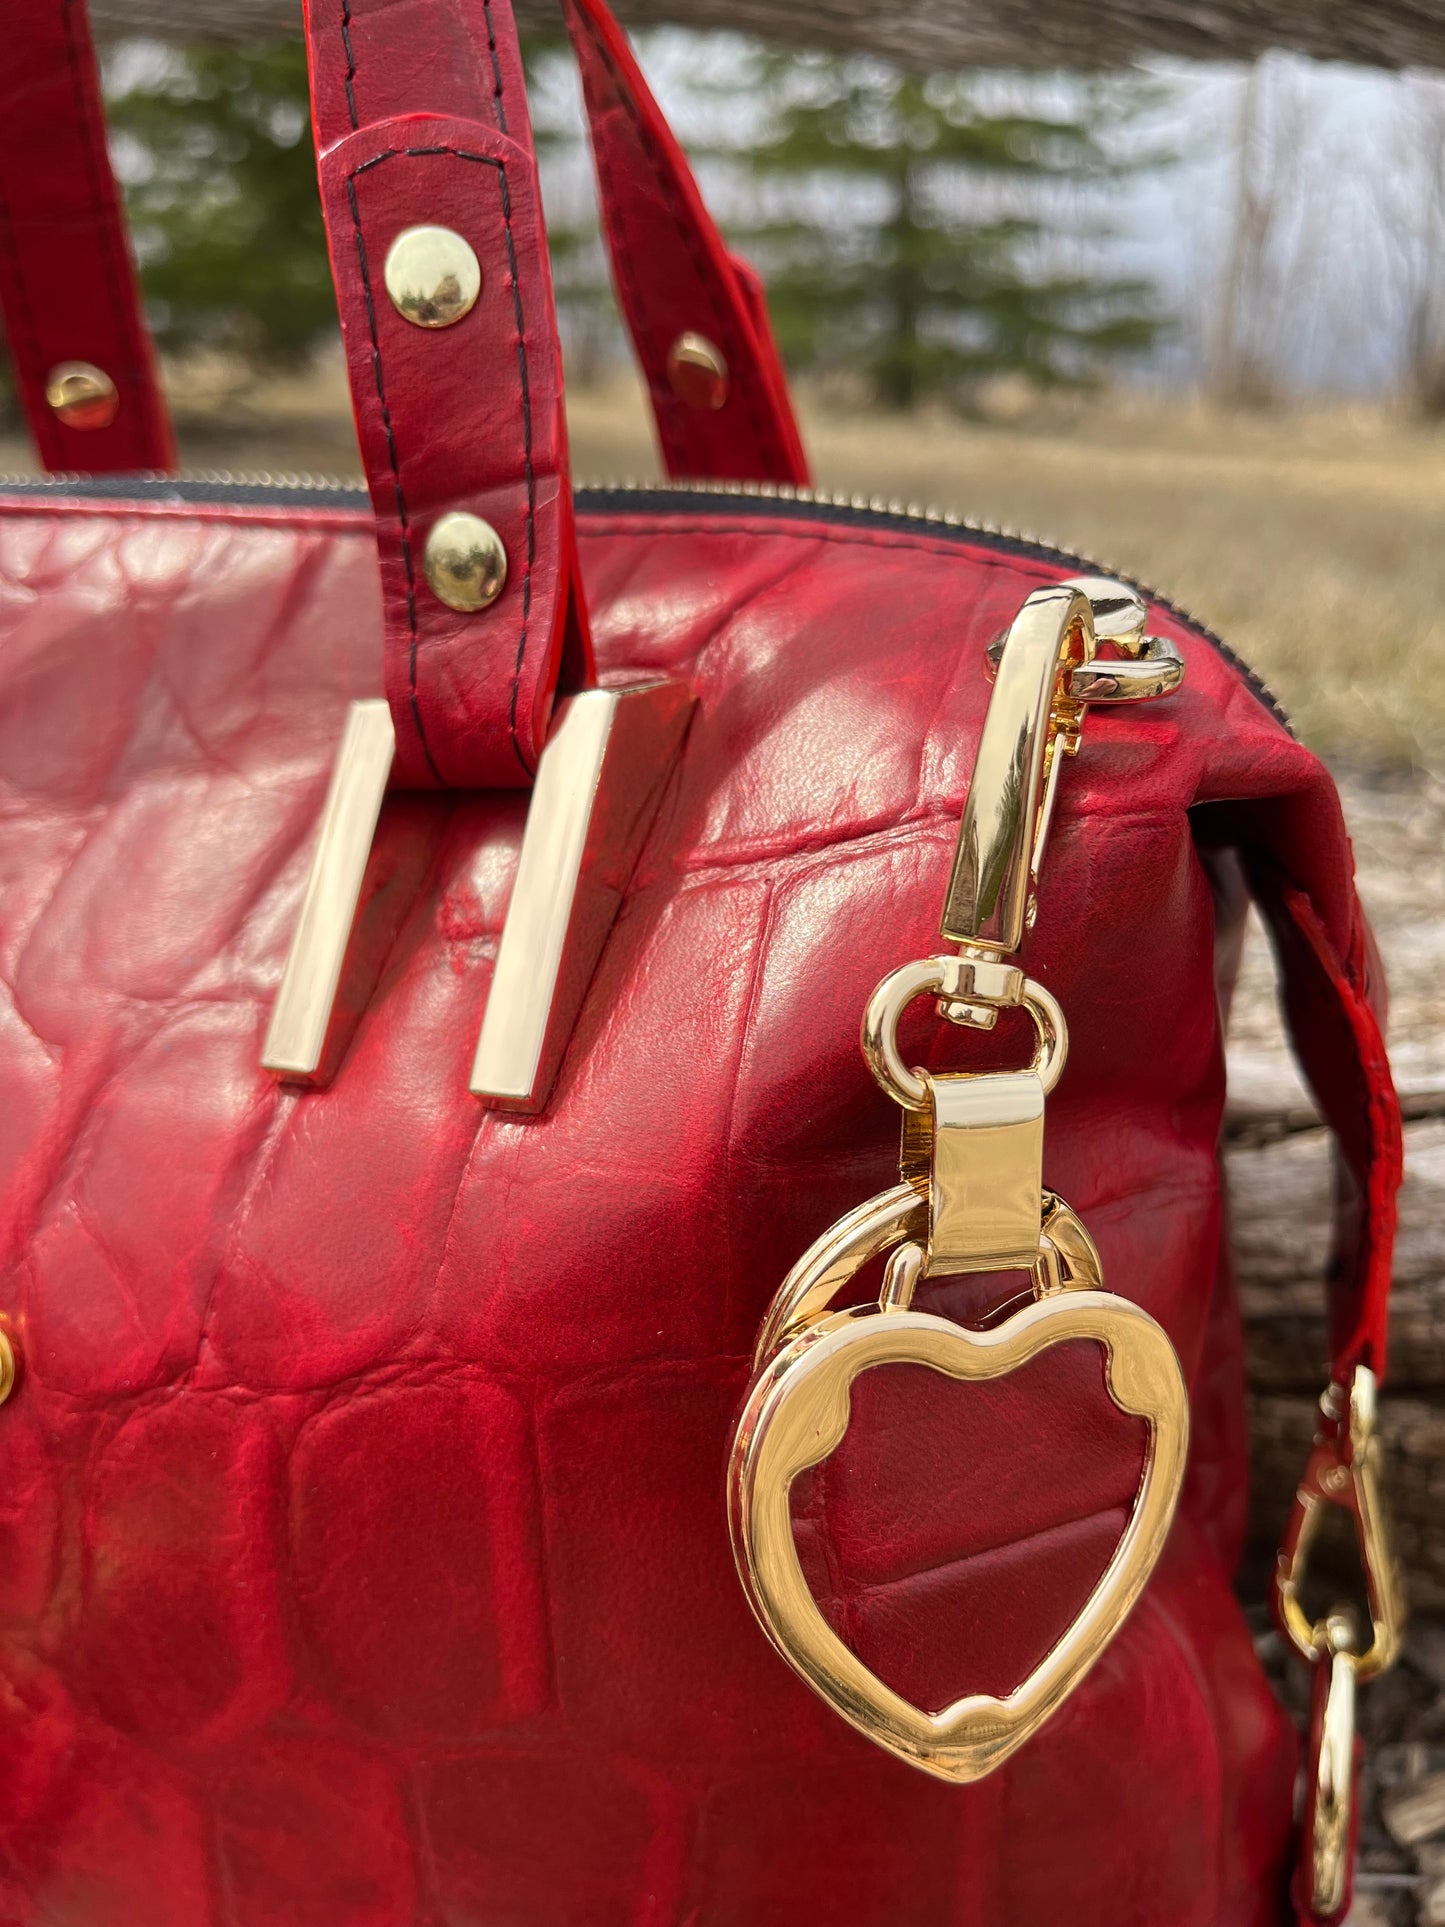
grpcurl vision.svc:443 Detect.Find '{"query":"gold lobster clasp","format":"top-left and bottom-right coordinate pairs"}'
top-left (938, 578), bottom-right (1182, 1029)
top-left (1298, 1615), bottom-right (1360, 1922)
top-left (1272, 1365), bottom-right (1405, 1684)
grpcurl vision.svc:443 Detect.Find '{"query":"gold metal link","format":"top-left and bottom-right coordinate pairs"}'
top-left (1304, 1617), bottom-right (1359, 1921)
top-left (1272, 1366), bottom-right (1405, 1685)
top-left (899, 1069), bottom-right (1044, 1277)
top-left (861, 966), bottom-right (1065, 1111)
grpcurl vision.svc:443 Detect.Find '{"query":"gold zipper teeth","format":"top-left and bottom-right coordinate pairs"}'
top-left (0, 467), bottom-right (1291, 728)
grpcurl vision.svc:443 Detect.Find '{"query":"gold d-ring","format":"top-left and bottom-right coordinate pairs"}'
top-left (861, 960), bottom-right (1066, 1110)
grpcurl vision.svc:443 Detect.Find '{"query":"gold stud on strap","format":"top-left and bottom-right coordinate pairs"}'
top-left (424, 512), bottom-right (508, 612)
top-left (667, 331), bottom-right (729, 409)
top-left (45, 361), bottom-right (119, 430)
top-left (384, 225), bottom-right (482, 328)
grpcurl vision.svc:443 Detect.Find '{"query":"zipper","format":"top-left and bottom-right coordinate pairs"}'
top-left (0, 468), bottom-right (1292, 731)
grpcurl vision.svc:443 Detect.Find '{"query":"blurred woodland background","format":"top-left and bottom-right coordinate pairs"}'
top-left (7, 35), bottom-right (1445, 764)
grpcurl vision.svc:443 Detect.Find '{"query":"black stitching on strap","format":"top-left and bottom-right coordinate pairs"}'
top-left (340, 0), bottom-right (359, 131)
top-left (344, 167), bottom-right (443, 785)
top-left (482, 0), bottom-right (509, 136)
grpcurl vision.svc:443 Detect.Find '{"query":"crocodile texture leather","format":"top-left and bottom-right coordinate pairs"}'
top-left (0, 0), bottom-right (1402, 1917)
top-left (0, 482), bottom-right (1399, 1925)
top-left (0, 0), bottom-right (175, 473)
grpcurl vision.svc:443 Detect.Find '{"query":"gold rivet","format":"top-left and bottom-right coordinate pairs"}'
top-left (424, 512), bottom-right (507, 612)
top-left (667, 332), bottom-right (728, 410)
top-left (0, 1329), bottom-right (16, 1405)
top-left (384, 225), bottom-right (482, 328)
top-left (45, 361), bottom-right (119, 430)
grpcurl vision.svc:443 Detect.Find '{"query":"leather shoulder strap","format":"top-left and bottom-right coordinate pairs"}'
top-left (0, 0), bottom-right (174, 473)
top-left (1256, 867), bottom-right (1398, 1383)
top-left (1221, 771), bottom-right (1400, 1927)
top-left (306, 0), bottom-right (590, 789)
top-left (1245, 843), bottom-right (1399, 1387)
top-left (1201, 763), bottom-right (1401, 1389)
top-left (563, 0), bottom-right (808, 485)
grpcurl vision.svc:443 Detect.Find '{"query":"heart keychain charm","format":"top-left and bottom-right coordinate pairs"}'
top-left (729, 1190), bottom-right (1189, 1783)
top-left (726, 579), bottom-right (1190, 1782)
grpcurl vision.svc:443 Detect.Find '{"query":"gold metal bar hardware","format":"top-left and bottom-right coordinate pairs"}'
top-left (944, 582), bottom-right (1093, 961)
top-left (470, 680), bottom-right (694, 1110)
top-left (263, 681), bottom-right (693, 1105)
top-left (899, 1069), bottom-right (1045, 1277)
top-left (1272, 1364), bottom-right (1405, 1685)
top-left (262, 699), bottom-right (396, 1082)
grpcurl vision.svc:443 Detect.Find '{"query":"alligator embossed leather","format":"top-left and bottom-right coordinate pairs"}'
top-left (0, 1), bottom-right (1408, 1924)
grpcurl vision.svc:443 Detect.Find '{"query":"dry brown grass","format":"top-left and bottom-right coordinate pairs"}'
top-left (6, 363), bottom-right (1444, 766)
top-left (572, 380), bottom-right (1445, 770)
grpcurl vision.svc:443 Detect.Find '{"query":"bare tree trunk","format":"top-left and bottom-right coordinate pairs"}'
top-left (1405, 78), bottom-right (1445, 416)
top-left (1210, 59), bottom-right (1301, 406)
top-left (878, 153), bottom-right (922, 411)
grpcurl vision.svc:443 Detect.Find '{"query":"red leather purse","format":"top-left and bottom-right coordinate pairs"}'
top-left (0, 3), bottom-right (1405, 1923)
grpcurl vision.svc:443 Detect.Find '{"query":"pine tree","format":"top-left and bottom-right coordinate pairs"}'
top-left (101, 36), bottom-right (602, 374)
top-left (95, 37), bottom-right (1165, 409)
top-left (106, 42), bottom-right (337, 368)
top-left (720, 54), bottom-right (1167, 409)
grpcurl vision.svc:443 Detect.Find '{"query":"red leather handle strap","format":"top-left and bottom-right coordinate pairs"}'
top-left (305, 0), bottom-right (808, 786)
top-left (0, 0), bottom-right (174, 473)
top-left (306, 0), bottom-right (588, 788)
top-left (564, 0), bottom-right (808, 485)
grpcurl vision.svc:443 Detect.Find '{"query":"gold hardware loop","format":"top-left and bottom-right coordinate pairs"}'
top-left (753, 1185), bottom-right (1100, 1368)
top-left (1302, 1614), bottom-right (1359, 1922)
top-left (861, 961), bottom-right (1066, 1111)
top-left (1272, 1366), bottom-right (1404, 1685)
top-left (1068, 637), bottom-right (1185, 703)
top-left (984, 617), bottom-right (1184, 704)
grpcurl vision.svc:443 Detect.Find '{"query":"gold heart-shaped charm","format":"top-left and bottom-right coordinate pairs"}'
top-left (728, 1186), bottom-right (1189, 1783)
